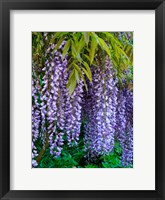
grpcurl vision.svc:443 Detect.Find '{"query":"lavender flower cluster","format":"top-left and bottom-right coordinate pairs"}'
top-left (84, 57), bottom-right (118, 161)
top-left (83, 57), bottom-right (133, 166)
top-left (32, 42), bottom-right (84, 166)
top-left (32, 69), bottom-right (41, 167)
top-left (116, 89), bottom-right (133, 167)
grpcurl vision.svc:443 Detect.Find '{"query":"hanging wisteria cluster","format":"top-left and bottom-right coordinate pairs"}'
top-left (83, 57), bottom-right (133, 166)
top-left (84, 57), bottom-right (118, 161)
top-left (32, 42), bottom-right (84, 167)
top-left (32, 69), bottom-right (41, 167)
top-left (32, 33), bottom-right (133, 168)
top-left (116, 88), bottom-right (133, 167)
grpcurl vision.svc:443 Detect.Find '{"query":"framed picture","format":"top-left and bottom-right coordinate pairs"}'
top-left (0, 0), bottom-right (164, 199)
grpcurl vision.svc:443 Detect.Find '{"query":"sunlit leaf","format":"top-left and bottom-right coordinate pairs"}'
top-left (98, 37), bottom-right (110, 57)
top-left (117, 46), bottom-right (132, 66)
top-left (89, 36), bottom-right (97, 64)
top-left (73, 32), bottom-right (79, 44)
top-left (65, 61), bottom-right (74, 74)
top-left (83, 54), bottom-right (90, 62)
top-left (73, 63), bottom-right (82, 75)
top-left (84, 32), bottom-right (89, 45)
top-left (68, 79), bottom-right (76, 95)
top-left (77, 36), bottom-right (85, 54)
top-left (83, 61), bottom-right (92, 81)
top-left (73, 63), bottom-right (88, 91)
top-left (62, 39), bottom-right (70, 59)
top-left (68, 68), bottom-right (75, 81)
top-left (90, 32), bottom-right (99, 43)
top-left (104, 32), bottom-right (123, 48)
top-left (75, 69), bottom-right (80, 84)
top-left (50, 32), bottom-right (66, 44)
top-left (67, 69), bottom-right (77, 95)
top-left (71, 40), bottom-right (77, 58)
top-left (82, 67), bottom-right (92, 82)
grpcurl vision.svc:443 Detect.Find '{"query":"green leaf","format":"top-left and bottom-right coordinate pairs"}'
top-left (82, 67), bottom-right (92, 82)
top-left (89, 36), bottom-right (97, 64)
top-left (104, 32), bottom-right (123, 48)
top-left (116, 45), bottom-right (132, 66)
top-left (73, 63), bottom-right (90, 87)
top-left (50, 32), bottom-right (66, 44)
top-left (102, 162), bottom-right (110, 168)
top-left (67, 70), bottom-right (77, 95)
top-left (116, 45), bottom-right (129, 59)
top-left (98, 37), bottom-right (110, 57)
top-left (64, 61), bottom-right (75, 75)
top-left (53, 36), bottom-right (66, 52)
top-left (62, 39), bottom-right (70, 59)
top-left (111, 40), bottom-right (120, 61)
top-left (124, 44), bottom-right (132, 55)
top-left (77, 36), bottom-right (85, 54)
top-left (90, 32), bottom-right (99, 43)
top-left (83, 61), bottom-right (92, 82)
top-left (73, 63), bottom-right (82, 75)
top-left (76, 53), bottom-right (82, 63)
top-left (73, 32), bottom-right (79, 44)
top-left (75, 69), bottom-right (80, 84)
top-left (71, 40), bottom-right (77, 58)
top-left (83, 32), bottom-right (89, 45)
top-left (83, 54), bottom-right (90, 62)
top-left (125, 44), bottom-right (133, 63)
top-left (68, 68), bottom-right (75, 80)
top-left (39, 74), bottom-right (43, 86)
top-left (72, 160), bottom-right (78, 166)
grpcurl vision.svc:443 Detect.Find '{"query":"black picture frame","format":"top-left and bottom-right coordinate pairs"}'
top-left (0, 0), bottom-right (164, 199)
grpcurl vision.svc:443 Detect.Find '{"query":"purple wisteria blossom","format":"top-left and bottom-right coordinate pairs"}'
top-left (116, 88), bottom-right (133, 167)
top-left (84, 57), bottom-right (118, 161)
top-left (65, 79), bottom-right (84, 146)
top-left (122, 88), bottom-right (133, 166)
top-left (39, 41), bottom-right (84, 158)
top-left (32, 71), bottom-right (41, 167)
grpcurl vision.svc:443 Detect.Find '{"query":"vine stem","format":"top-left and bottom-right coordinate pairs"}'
top-left (36, 133), bottom-right (49, 164)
